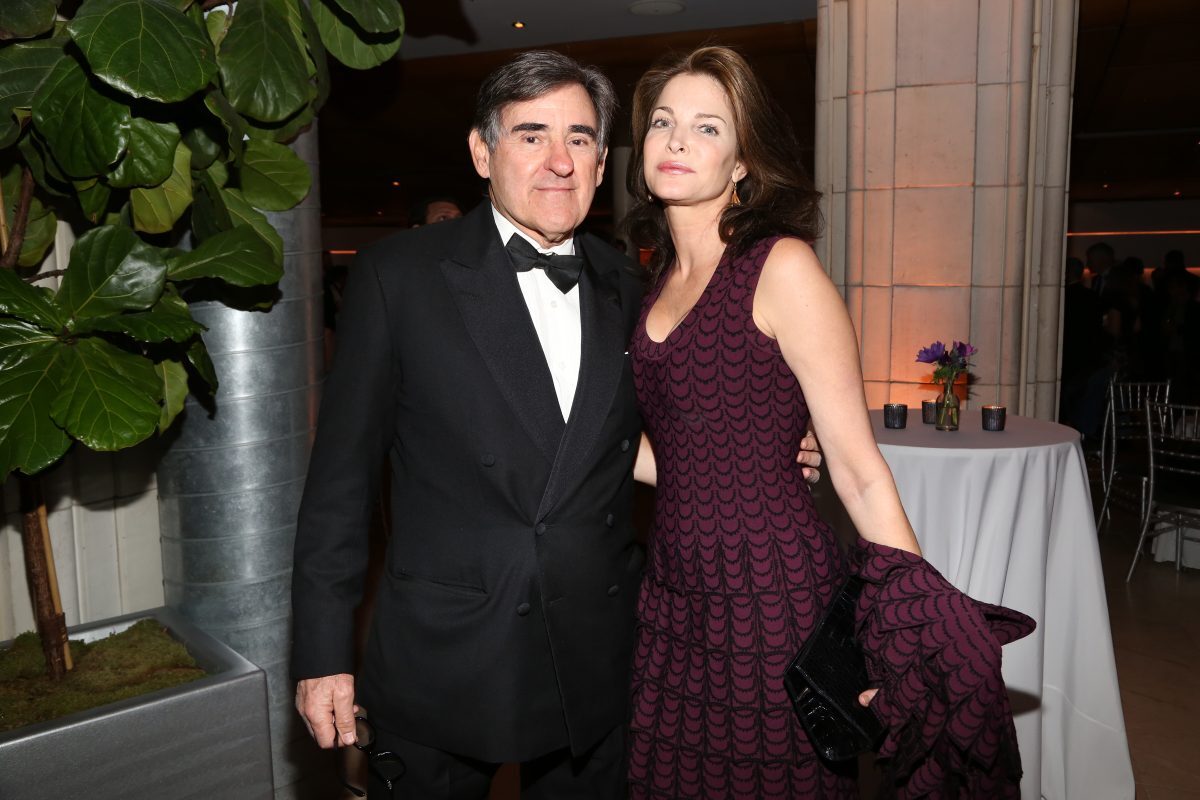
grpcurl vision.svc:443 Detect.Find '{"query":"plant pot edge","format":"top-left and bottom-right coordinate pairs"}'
top-left (0, 606), bottom-right (274, 800)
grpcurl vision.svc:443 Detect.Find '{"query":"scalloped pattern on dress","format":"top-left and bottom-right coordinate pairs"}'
top-left (850, 540), bottom-right (1035, 799)
top-left (628, 237), bottom-right (857, 799)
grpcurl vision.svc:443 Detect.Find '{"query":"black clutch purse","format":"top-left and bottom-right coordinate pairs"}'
top-left (783, 576), bottom-right (884, 761)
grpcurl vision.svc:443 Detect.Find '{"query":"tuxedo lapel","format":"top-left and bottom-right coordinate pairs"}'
top-left (537, 236), bottom-right (627, 519)
top-left (439, 206), bottom-right (564, 466)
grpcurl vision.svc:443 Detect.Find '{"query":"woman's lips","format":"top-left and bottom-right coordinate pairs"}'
top-left (657, 162), bottom-right (693, 174)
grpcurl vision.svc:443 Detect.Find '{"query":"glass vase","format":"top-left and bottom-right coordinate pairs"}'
top-left (935, 379), bottom-right (960, 431)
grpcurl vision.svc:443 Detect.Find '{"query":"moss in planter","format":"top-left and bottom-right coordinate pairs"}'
top-left (0, 619), bottom-right (206, 732)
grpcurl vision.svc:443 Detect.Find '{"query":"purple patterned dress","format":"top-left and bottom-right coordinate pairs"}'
top-left (628, 237), bottom-right (859, 798)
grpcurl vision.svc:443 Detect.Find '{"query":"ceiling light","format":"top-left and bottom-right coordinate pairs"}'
top-left (1102, 183), bottom-right (1109, 189)
top-left (1174, 190), bottom-right (1182, 197)
top-left (391, 180), bottom-right (400, 187)
top-left (628, 0), bottom-right (686, 16)
top-left (512, 20), bottom-right (525, 29)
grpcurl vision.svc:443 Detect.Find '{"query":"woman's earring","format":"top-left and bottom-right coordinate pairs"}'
top-left (731, 186), bottom-right (742, 206)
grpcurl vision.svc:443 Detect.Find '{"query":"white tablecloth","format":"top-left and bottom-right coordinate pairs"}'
top-left (843, 412), bottom-right (1135, 799)
top-left (1151, 527), bottom-right (1200, 568)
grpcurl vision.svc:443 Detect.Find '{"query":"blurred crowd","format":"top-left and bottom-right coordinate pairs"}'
top-left (1060, 243), bottom-right (1200, 440)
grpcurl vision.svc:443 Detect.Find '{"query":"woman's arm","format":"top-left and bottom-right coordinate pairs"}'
top-left (753, 238), bottom-right (921, 556)
top-left (633, 432), bottom-right (657, 486)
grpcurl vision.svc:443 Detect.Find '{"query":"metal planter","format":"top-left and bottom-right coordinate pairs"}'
top-left (0, 607), bottom-right (273, 800)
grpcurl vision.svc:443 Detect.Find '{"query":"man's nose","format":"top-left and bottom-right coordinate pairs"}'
top-left (545, 140), bottom-right (574, 176)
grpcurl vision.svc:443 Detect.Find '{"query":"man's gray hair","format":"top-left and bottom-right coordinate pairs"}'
top-left (472, 50), bottom-right (617, 151)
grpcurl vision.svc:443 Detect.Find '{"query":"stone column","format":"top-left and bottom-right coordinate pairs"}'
top-left (816, 0), bottom-right (1078, 418)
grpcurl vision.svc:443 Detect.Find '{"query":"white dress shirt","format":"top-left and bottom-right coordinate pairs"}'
top-left (491, 207), bottom-right (582, 421)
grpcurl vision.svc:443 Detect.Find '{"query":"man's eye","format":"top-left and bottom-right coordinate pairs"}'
top-left (523, 135), bottom-right (539, 144)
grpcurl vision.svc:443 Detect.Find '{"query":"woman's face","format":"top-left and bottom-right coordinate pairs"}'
top-left (643, 73), bottom-right (746, 208)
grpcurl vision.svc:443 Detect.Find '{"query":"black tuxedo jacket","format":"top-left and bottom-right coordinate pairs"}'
top-left (292, 204), bottom-right (645, 762)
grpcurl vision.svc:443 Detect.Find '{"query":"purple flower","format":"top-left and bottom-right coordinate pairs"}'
top-left (916, 341), bottom-right (947, 364)
top-left (953, 341), bottom-right (977, 359)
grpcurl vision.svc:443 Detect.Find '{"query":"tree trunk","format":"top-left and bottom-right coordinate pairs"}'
top-left (18, 476), bottom-right (72, 680)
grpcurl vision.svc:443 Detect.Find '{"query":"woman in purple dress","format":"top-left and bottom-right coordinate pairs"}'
top-left (624, 47), bottom-right (1030, 799)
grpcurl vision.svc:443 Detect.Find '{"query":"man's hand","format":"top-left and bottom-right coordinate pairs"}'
top-left (295, 673), bottom-right (358, 749)
top-left (796, 428), bottom-right (823, 485)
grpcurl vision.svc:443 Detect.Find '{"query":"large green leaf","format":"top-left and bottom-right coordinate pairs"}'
top-left (155, 358), bottom-right (188, 431)
top-left (15, 208), bottom-right (58, 267)
top-left (273, 0), bottom-right (313, 76)
top-left (0, 37), bottom-right (66, 148)
top-left (205, 158), bottom-right (229, 188)
top-left (55, 225), bottom-right (166, 319)
top-left (167, 223), bottom-right (282, 286)
top-left (186, 337), bottom-right (217, 391)
top-left (1, 163), bottom-right (58, 268)
top-left (130, 140), bottom-right (193, 233)
top-left (74, 176), bottom-right (112, 223)
top-left (242, 100), bottom-right (314, 144)
top-left (50, 336), bottom-right (162, 451)
top-left (296, 0), bottom-right (331, 112)
top-left (0, 318), bottom-right (69, 477)
top-left (202, 89), bottom-right (245, 158)
top-left (181, 120), bottom-right (221, 170)
top-left (31, 53), bottom-right (131, 177)
top-left (17, 130), bottom-right (72, 197)
top-left (0, 265), bottom-right (64, 329)
top-left (204, 9), bottom-right (229, 48)
top-left (68, 0), bottom-right (217, 103)
top-left (0, 0), bottom-right (58, 41)
top-left (220, 187), bottom-right (282, 265)
top-left (312, 0), bottom-right (401, 70)
top-left (190, 170), bottom-right (231, 240)
top-left (109, 118), bottom-right (180, 189)
top-left (328, 0), bottom-right (402, 35)
top-left (218, 0), bottom-right (310, 123)
top-left (74, 307), bottom-right (205, 343)
top-left (237, 137), bottom-right (310, 211)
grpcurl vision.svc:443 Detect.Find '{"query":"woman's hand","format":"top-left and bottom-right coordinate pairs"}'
top-left (858, 688), bottom-right (878, 707)
top-left (796, 428), bottom-right (822, 484)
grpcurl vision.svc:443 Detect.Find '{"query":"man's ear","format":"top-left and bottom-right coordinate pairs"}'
top-left (469, 129), bottom-right (491, 179)
top-left (594, 146), bottom-right (608, 188)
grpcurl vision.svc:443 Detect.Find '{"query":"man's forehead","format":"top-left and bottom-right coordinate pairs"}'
top-left (499, 85), bottom-right (598, 128)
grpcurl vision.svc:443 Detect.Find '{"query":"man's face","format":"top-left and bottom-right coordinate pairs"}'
top-left (469, 83), bottom-right (606, 249)
top-left (424, 200), bottom-right (462, 225)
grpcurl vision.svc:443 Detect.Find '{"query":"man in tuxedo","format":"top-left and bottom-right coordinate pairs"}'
top-left (292, 51), bottom-right (643, 799)
top-left (292, 50), bottom-right (822, 798)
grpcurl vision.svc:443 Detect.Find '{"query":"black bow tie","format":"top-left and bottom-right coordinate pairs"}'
top-left (505, 234), bottom-right (584, 294)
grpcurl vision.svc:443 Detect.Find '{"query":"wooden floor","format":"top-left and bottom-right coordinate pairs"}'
top-left (1100, 508), bottom-right (1200, 800)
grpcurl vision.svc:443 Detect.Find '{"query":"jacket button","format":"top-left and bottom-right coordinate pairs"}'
top-left (607, 585), bottom-right (620, 597)
top-left (481, 453), bottom-right (496, 466)
top-left (605, 513), bottom-right (615, 527)
top-left (516, 603), bottom-right (531, 616)
top-left (535, 523), bottom-right (547, 535)
top-left (620, 439), bottom-right (631, 452)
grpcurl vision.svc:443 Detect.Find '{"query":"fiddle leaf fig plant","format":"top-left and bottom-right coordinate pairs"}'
top-left (0, 0), bottom-right (403, 680)
top-left (0, 0), bottom-right (404, 479)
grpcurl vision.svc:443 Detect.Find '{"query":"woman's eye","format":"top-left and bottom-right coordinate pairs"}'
top-left (699, 124), bottom-right (718, 135)
top-left (650, 118), bottom-right (670, 128)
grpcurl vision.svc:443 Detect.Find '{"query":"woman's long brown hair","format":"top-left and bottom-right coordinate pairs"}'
top-left (625, 46), bottom-right (822, 282)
